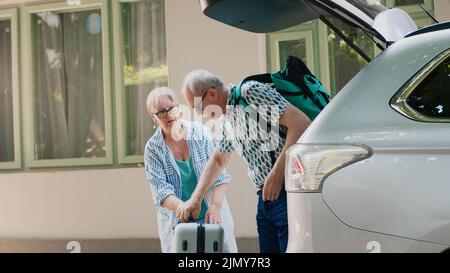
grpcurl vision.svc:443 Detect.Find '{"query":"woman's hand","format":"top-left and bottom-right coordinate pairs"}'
top-left (205, 204), bottom-right (222, 225)
top-left (176, 198), bottom-right (201, 222)
top-left (175, 202), bottom-right (186, 222)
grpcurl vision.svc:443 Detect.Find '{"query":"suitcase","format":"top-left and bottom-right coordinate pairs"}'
top-left (172, 222), bottom-right (224, 253)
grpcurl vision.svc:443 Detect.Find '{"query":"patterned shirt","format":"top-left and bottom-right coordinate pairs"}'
top-left (219, 81), bottom-right (289, 189)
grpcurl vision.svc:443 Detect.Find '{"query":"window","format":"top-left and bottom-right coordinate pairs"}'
top-left (0, 19), bottom-right (13, 163)
top-left (21, 0), bottom-right (113, 167)
top-left (326, 17), bottom-right (375, 95)
top-left (407, 55), bottom-right (450, 119)
top-left (113, 0), bottom-right (167, 163)
top-left (269, 30), bottom-right (314, 73)
top-left (268, 18), bottom-right (375, 97)
top-left (268, 1), bottom-right (435, 97)
top-left (384, 0), bottom-right (434, 27)
top-left (385, 0), bottom-right (432, 14)
top-left (395, 0), bottom-right (424, 4)
top-left (0, 9), bottom-right (20, 170)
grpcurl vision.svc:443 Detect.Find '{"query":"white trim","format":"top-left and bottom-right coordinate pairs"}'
top-left (270, 30), bottom-right (315, 74)
top-left (21, 0), bottom-right (113, 168)
top-left (112, 0), bottom-right (168, 164)
top-left (0, 9), bottom-right (21, 170)
top-left (318, 21), bottom-right (331, 92)
top-left (385, 0), bottom-right (433, 14)
top-left (331, 0), bottom-right (375, 25)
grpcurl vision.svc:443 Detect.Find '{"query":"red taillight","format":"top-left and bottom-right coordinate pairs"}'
top-left (286, 144), bottom-right (371, 193)
top-left (293, 158), bottom-right (304, 175)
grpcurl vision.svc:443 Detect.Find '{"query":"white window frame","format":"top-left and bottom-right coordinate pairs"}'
top-left (385, 0), bottom-right (433, 14)
top-left (269, 30), bottom-right (315, 74)
top-left (0, 9), bottom-right (21, 170)
top-left (112, 0), bottom-right (169, 164)
top-left (20, 0), bottom-right (113, 168)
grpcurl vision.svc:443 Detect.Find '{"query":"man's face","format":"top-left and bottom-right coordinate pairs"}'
top-left (185, 88), bottom-right (225, 120)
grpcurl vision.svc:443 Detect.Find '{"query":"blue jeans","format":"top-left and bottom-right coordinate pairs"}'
top-left (256, 189), bottom-right (288, 253)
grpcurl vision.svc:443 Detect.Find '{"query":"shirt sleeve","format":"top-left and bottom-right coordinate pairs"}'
top-left (144, 142), bottom-right (176, 210)
top-left (218, 117), bottom-right (236, 153)
top-left (200, 124), bottom-right (232, 189)
top-left (241, 80), bottom-right (289, 125)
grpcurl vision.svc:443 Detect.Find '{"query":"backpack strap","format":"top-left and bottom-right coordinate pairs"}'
top-left (235, 73), bottom-right (273, 112)
top-left (303, 75), bottom-right (330, 110)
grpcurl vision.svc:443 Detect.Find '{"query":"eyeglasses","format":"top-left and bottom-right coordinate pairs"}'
top-left (193, 90), bottom-right (210, 113)
top-left (153, 104), bottom-right (179, 119)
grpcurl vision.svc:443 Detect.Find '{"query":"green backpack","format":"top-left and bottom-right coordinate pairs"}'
top-left (235, 55), bottom-right (330, 120)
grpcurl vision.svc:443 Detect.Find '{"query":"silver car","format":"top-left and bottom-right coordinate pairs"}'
top-left (200, 0), bottom-right (450, 252)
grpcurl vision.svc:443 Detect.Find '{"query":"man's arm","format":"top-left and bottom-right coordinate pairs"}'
top-left (262, 104), bottom-right (311, 201)
top-left (178, 149), bottom-right (231, 222)
top-left (205, 183), bottom-right (228, 224)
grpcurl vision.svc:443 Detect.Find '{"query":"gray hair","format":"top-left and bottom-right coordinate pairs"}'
top-left (146, 87), bottom-right (178, 114)
top-left (182, 69), bottom-right (224, 97)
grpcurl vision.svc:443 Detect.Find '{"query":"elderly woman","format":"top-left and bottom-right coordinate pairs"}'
top-left (144, 87), bottom-right (237, 253)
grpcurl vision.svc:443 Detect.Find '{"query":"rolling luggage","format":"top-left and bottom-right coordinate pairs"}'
top-left (172, 222), bottom-right (224, 253)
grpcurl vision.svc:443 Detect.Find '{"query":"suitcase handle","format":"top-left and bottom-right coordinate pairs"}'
top-left (174, 216), bottom-right (197, 227)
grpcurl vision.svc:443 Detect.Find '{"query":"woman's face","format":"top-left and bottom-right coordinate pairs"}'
top-left (152, 96), bottom-right (180, 133)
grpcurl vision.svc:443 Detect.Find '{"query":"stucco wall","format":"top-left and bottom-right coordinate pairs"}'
top-left (435, 0), bottom-right (450, 22)
top-left (1, 0), bottom-right (449, 241)
top-left (0, 0), bottom-right (262, 239)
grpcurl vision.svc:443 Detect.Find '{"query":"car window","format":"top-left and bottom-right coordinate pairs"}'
top-left (406, 55), bottom-right (450, 118)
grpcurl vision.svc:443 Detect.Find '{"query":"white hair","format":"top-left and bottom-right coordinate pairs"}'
top-left (182, 69), bottom-right (224, 97)
top-left (146, 87), bottom-right (178, 114)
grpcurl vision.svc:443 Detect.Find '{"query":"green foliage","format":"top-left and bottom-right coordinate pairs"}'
top-left (123, 64), bottom-right (168, 86)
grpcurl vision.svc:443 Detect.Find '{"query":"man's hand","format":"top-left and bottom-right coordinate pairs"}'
top-left (176, 198), bottom-right (201, 222)
top-left (261, 104), bottom-right (310, 202)
top-left (205, 204), bottom-right (222, 225)
top-left (262, 169), bottom-right (284, 201)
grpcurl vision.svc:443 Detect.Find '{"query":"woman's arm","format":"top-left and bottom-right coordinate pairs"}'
top-left (177, 149), bottom-right (231, 222)
top-left (144, 145), bottom-right (177, 212)
top-left (161, 195), bottom-right (184, 213)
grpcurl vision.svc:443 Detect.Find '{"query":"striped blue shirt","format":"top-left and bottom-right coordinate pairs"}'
top-left (144, 120), bottom-right (236, 252)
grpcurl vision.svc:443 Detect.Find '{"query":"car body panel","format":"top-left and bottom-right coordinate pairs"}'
top-left (286, 193), bottom-right (448, 252)
top-left (321, 153), bottom-right (450, 246)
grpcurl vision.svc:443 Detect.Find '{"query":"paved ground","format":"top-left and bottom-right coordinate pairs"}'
top-left (0, 238), bottom-right (259, 253)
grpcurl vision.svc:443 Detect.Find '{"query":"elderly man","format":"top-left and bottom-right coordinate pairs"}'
top-left (178, 69), bottom-right (311, 253)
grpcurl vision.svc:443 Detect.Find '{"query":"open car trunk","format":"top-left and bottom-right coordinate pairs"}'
top-left (199, 0), bottom-right (419, 46)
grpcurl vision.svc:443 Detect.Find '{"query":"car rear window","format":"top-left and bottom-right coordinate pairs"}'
top-left (406, 56), bottom-right (450, 119)
top-left (343, 0), bottom-right (386, 19)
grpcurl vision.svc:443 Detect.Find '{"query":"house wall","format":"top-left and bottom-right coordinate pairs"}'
top-left (0, 0), bottom-right (263, 239)
top-left (435, 0), bottom-right (450, 21)
top-left (0, 0), bottom-right (449, 242)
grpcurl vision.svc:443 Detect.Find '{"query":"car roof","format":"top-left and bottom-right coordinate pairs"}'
top-left (406, 21), bottom-right (450, 38)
